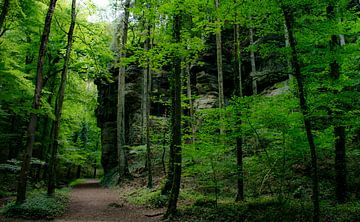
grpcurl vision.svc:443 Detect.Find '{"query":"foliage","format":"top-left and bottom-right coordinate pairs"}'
top-left (127, 188), bottom-right (168, 208)
top-left (178, 199), bottom-right (360, 222)
top-left (1, 189), bottom-right (70, 220)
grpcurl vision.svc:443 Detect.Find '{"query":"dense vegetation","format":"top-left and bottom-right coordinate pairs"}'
top-left (0, 0), bottom-right (359, 221)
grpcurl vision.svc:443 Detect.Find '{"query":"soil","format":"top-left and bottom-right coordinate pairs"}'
top-left (0, 179), bottom-right (164, 222)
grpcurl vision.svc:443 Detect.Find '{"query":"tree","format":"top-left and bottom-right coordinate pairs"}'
top-left (326, 2), bottom-right (347, 204)
top-left (282, 5), bottom-right (320, 222)
top-left (164, 2), bottom-right (183, 218)
top-left (234, 11), bottom-right (244, 202)
top-left (16, 0), bottom-right (58, 204)
top-left (214, 0), bottom-right (225, 135)
top-left (47, 0), bottom-right (77, 196)
top-left (117, 0), bottom-right (131, 182)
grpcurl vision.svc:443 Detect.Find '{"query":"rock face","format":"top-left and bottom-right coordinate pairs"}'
top-left (95, 28), bottom-right (289, 174)
top-left (95, 77), bottom-right (118, 175)
top-left (95, 65), bottom-right (143, 175)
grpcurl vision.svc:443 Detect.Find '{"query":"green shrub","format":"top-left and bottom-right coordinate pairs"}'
top-left (127, 188), bottom-right (168, 208)
top-left (2, 189), bottom-right (69, 220)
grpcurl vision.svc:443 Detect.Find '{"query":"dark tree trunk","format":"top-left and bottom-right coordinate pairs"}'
top-left (48, 0), bottom-right (77, 196)
top-left (145, 23), bottom-right (153, 189)
top-left (93, 166), bottom-right (97, 178)
top-left (16, 0), bottom-right (58, 205)
top-left (66, 165), bottom-right (72, 179)
top-left (0, 0), bottom-right (9, 34)
top-left (234, 22), bottom-right (244, 201)
top-left (76, 165), bottom-right (81, 179)
top-left (335, 126), bottom-right (346, 202)
top-left (282, 7), bottom-right (320, 222)
top-left (164, 10), bottom-right (182, 219)
top-left (327, 4), bottom-right (347, 204)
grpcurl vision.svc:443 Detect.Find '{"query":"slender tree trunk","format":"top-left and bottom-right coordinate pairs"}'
top-left (327, 4), bottom-right (347, 204)
top-left (215, 0), bottom-right (225, 135)
top-left (250, 27), bottom-right (257, 95)
top-left (234, 23), bottom-right (244, 201)
top-left (16, 0), bottom-right (58, 205)
top-left (164, 9), bottom-right (182, 219)
top-left (47, 0), bottom-right (77, 196)
top-left (117, 0), bottom-right (131, 183)
top-left (283, 7), bottom-right (320, 222)
top-left (0, 0), bottom-right (9, 34)
top-left (186, 63), bottom-right (195, 144)
top-left (76, 165), bottom-right (81, 178)
top-left (144, 22), bottom-right (153, 189)
top-left (284, 21), bottom-right (293, 81)
top-left (93, 166), bottom-right (97, 178)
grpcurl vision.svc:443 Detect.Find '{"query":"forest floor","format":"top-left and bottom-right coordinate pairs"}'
top-left (56, 179), bottom-right (163, 222)
top-left (0, 179), bottom-right (164, 222)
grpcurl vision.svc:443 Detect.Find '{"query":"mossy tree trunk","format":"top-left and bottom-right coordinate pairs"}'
top-left (164, 7), bottom-right (182, 219)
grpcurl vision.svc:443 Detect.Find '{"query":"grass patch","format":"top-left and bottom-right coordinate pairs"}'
top-left (1, 189), bottom-right (70, 220)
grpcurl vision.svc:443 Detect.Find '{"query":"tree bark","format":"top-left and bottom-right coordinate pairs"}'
top-left (215, 0), bottom-right (225, 135)
top-left (16, 0), bottom-right (58, 205)
top-left (250, 28), bottom-right (257, 95)
top-left (186, 64), bottom-right (195, 144)
top-left (0, 0), bottom-right (9, 34)
top-left (284, 21), bottom-right (293, 81)
top-left (234, 22), bottom-right (244, 201)
top-left (282, 7), bottom-right (320, 222)
top-left (144, 21), bottom-right (153, 189)
top-left (327, 4), bottom-right (347, 204)
top-left (117, 0), bottom-right (131, 183)
top-left (164, 9), bottom-right (182, 219)
top-left (47, 0), bottom-right (77, 196)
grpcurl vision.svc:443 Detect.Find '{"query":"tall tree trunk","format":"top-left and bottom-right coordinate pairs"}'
top-left (215, 0), bottom-right (225, 135)
top-left (164, 9), bottom-right (182, 219)
top-left (327, 4), bottom-right (347, 204)
top-left (249, 27), bottom-right (257, 95)
top-left (144, 21), bottom-right (153, 189)
top-left (117, 0), bottom-right (131, 183)
top-left (0, 0), bottom-right (9, 34)
top-left (186, 63), bottom-right (195, 144)
top-left (283, 7), bottom-right (320, 222)
top-left (16, 0), bottom-right (58, 204)
top-left (234, 22), bottom-right (244, 201)
top-left (47, 0), bottom-right (77, 196)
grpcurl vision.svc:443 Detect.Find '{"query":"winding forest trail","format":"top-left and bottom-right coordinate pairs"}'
top-left (55, 179), bottom-right (163, 222)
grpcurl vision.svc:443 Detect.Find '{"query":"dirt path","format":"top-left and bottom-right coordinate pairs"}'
top-left (55, 179), bottom-right (163, 222)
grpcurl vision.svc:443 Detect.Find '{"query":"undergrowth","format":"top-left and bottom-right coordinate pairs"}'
top-left (1, 189), bottom-right (70, 220)
top-left (177, 197), bottom-right (360, 222)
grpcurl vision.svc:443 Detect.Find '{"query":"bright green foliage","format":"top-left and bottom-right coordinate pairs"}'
top-left (2, 189), bottom-right (69, 220)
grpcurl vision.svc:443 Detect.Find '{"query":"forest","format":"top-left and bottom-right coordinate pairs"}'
top-left (0, 0), bottom-right (359, 221)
